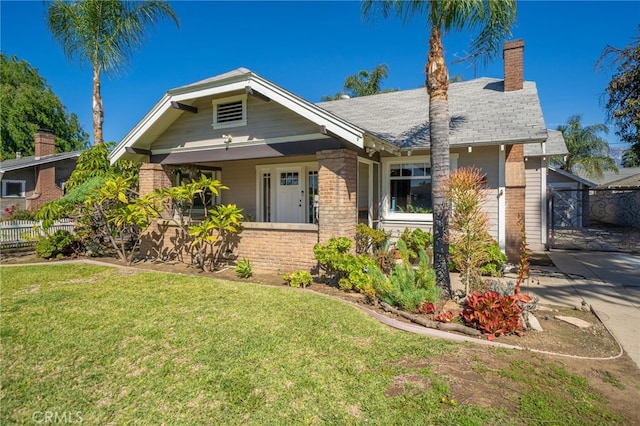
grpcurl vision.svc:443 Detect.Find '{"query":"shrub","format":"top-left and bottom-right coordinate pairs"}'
top-left (479, 242), bottom-right (507, 277)
top-left (36, 230), bottom-right (79, 259)
top-left (449, 241), bottom-right (506, 278)
top-left (399, 228), bottom-right (433, 262)
top-left (235, 258), bottom-right (252, 278)
top-left (378, 247), bottom-right (440, 312)
top-left (2, 205), bottom-right (34, 221)
top-left (283, 270), bottom-right (313, 288)
top-left (462, 291), bottom-right (523, 340)
top-left (355, 223), bottom-right (389, 254)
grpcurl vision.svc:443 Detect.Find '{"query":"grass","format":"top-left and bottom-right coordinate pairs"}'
top-left (0, 264), bottom-right (623, 425)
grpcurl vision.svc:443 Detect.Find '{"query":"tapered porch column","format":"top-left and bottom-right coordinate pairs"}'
top-left (316, 149), bottom-right (357, 244)
top-left (139, 163), bottom-right (172, 197)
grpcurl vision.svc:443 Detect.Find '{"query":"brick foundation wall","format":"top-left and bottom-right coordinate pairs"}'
top-left (316, 149), bottom-right (357, 244)
top-left (139, 221), bottom-right (318, 273)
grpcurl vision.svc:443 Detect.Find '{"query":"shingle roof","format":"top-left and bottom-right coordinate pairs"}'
top-left (0, 151), bottom-right (82, 173)
top-left (524, 130), bottom-right (568, 157)
top-left (573, 167), bottom-right (640, 187)
top-left (317, 77), bottom-right (548, 148)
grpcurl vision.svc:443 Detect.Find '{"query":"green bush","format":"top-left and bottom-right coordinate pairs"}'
top-left (398, 228), bottom-right (433, 262)
top-left (480, 242), bottom-right (507, 277)
top-left (449, 241), bottom-right (506, 277)
top-left (283, 270), bottom-right (313, 288)
top-left (378, 246), bottom-right (440, 312)
top-left (36, 230), bottom-right (78, 259)
top-left (355, 223), bottom-right (389, 254)
top-left (235, 258), bottom-right (252, 278)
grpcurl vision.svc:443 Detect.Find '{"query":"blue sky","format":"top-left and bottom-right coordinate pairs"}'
top-left (1, 1), bottom-right (638, 151)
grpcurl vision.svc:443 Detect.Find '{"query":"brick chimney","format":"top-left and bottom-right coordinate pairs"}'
top-left (503, 39), bottom-right (524, 92)
top-left (28, 131), bottom-right (61, 211)
top-left (34, 130), bottom-right (56, 158)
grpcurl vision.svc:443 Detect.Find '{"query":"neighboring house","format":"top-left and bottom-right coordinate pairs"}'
top-left (592, 167), bottom-right (640, 189)
top-left (110, 39), bottom-right (566, 270)
top-left (0, 131), bottom-right (81, 216)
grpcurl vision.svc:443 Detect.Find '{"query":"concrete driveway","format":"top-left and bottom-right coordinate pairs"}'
top-left (533, 251), bottom-right (640, 369)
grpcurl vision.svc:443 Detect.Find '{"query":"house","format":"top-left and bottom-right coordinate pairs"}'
top-left (110, 39), bottom-right (566, 270)
top-left (0, 131), bottom-right (81, 216)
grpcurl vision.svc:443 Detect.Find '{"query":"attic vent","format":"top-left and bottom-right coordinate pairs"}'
top-left (212, 95), bottom-right (247, 129)
top-left (217, 101), bottom-right (242, 122)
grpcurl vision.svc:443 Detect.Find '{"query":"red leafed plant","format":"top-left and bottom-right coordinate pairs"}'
top-left (419, 302), bottom-right (436, 314)
top-left (462, 291), bottom-right (523, 340)
top-left (434, 311), bottom-right (455, 323)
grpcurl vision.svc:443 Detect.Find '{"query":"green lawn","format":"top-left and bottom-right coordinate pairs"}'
top-left (0, 264), bottom-right (622, 425)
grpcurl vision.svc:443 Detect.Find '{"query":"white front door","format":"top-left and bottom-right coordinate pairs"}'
top-left (276, 168), bottom-right (304, 223)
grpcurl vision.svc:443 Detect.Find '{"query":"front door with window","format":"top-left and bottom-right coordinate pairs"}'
top-left (276, 168), bottom-right (304, 223)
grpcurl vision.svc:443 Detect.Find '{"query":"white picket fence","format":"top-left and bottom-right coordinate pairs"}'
top-left (0, 219), bottom-right (76, 248)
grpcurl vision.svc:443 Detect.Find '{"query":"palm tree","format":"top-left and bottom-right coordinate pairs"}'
top-left (321, 64), bottom-right (397, 100)
top-left (552, 115), bottom-right (618, 179)
top-left (362, 1), bottom-right (516, 297)
top-left (48, 0), bottom-right (179, 144)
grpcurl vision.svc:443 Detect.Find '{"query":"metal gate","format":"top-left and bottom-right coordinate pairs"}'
top-left (548, 188), bottom-right (640, 253)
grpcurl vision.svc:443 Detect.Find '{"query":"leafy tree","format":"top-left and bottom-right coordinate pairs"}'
top-left (47, 0), bottom-right (179, 144)
top-left (321, 64), bottom-right (397, 100)
top-left (622, 147), bottom-right (640, 167)
top-left (0, 54), bottom-right (88, 160)
top-left (362, 0), bottom-right (516, 297)
top-left (551, 115), bottom-right (618, 179)
top-left (597, 28), bottom-right (640, 157)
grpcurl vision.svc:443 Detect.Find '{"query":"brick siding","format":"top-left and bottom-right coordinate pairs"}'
top-left (316, 149), bottom-right (357, 244)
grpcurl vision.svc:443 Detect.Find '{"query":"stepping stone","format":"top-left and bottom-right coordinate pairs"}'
top-left (555, 315), bottom-right (591, 328)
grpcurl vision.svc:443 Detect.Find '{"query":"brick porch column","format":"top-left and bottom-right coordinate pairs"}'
top-left (505, 144), bottom-right (526, 262)
top-left (139, 163), bottom-right (172, 197)
top-left (138, 163), bottom-right (173, 258)
top-left (316, 149), bottom-right (357, 244)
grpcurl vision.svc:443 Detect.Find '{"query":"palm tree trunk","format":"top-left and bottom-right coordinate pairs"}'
top-left (426, 25), bottom-right (452, 298)
top-left (92, 67), bottom-right (103, 144)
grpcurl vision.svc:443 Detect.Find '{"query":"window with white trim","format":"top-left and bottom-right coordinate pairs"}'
top-left (382, 155), bottom-right (458, 220)
top-left (212, 94), bottom-right (247, 129)
top-left (1, 180), bottom-right (26, 198)
top-left (390, 162), bottom-right (432, 213)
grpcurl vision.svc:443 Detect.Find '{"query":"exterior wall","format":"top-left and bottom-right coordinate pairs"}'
top-left (457, 146), bottom-right (500, 240)
top-left (153, 95), bottom-right (322, 151)
top-left (525, 158), bottom-right (544, 251)
top-left (234, 223), bottom-right (318, 271)
top-left (0, 169), bottom-right (34, 214)
top-left (380, 146), bottom-right (501, 244)
top-left (139, 221), bottom-right (318, 272)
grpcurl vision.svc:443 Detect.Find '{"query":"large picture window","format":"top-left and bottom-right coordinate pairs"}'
top-left (389, 162), bottom-right (432, 213)
top-left (383, 155), bottom-right (458, 220)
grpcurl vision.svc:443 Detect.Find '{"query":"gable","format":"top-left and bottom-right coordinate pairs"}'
top-left (151, 93), bottom-right (326, 153)
top-left (110, 68), bottom-right (365, 164)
